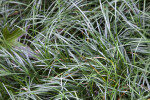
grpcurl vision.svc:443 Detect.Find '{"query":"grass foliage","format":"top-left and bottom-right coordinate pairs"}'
top-left (0, 0), bottom-right (150, 99)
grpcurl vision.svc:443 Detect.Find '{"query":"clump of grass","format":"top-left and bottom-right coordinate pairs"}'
top-left (0, 0), bottom-right (150, 100)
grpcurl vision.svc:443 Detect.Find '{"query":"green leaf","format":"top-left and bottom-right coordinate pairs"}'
top-left (2, 26), bottom-right (10, 40)
top-left (6, 28), bottom-right (24, 43)
top-left (1, 26), bottom-right (24, 47)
